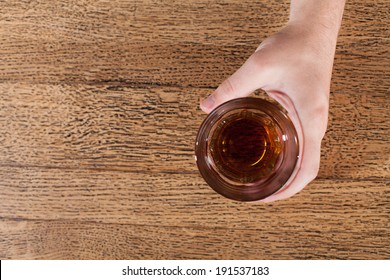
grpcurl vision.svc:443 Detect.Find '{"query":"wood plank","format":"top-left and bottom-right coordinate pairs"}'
top-left (0, 0), bottom-right (388, 94)
top-left (0, 0), bottom-right (286, 87)
top-left (0, 83), bottom-right (388, 179)
top-left (0, 166), bottom-right (388, 231)
top-left (0, 218), bottom-right (388, 259)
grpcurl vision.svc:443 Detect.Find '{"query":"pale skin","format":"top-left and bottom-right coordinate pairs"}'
top-left (200, 0), bottom-right (346, 202)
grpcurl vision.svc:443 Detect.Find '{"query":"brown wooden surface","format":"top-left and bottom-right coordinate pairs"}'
top-left (0, 0), bottom-right (389, 259)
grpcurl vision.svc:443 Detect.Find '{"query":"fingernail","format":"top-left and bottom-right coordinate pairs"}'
top-left (201, 95), bottom-right (215, 111)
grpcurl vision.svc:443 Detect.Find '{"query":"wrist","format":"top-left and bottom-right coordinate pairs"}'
top-left (288, 0), bottom-right (345, 41)
top-left (286, 1), bottom-right (345, 62)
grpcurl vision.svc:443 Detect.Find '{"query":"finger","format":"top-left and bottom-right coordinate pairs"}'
top-left (261, 90), bottom-right (328, 202)
top-left (261, 133), bottom-right (322, 203)
top-left (200, 53), bottom-right (272, 113)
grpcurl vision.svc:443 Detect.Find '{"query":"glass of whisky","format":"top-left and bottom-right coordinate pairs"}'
top-left (195, 97), bottom-right (299, 202)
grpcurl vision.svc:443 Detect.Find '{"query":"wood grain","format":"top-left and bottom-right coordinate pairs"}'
top-left (0, 166), bottom-right (389, 229)
top-left (1, 166), bottom-right (388, 259)
top-left (1, 218), bottom-right (388, 260)
top-left (0, 0), bottom-right (389, 93)
top-left (0, 0), bottom-right (389, 259)
top-left (0, 83), bottom-right (388, 179)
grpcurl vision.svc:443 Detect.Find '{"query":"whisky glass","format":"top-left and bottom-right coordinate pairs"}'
top-left (195, 97), bottom-right (299, 201)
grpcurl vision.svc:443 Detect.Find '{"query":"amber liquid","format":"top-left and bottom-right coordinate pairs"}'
top-left (209, 111), bottom-right (283, 184)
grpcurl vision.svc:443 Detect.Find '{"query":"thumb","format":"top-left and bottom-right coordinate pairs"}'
top-left (200, 53), bottom-right (270, 113)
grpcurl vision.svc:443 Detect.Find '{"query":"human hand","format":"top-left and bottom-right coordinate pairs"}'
top-left (200, 19), bottom-right (342, 202)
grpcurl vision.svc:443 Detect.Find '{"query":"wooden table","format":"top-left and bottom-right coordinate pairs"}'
top-left (0, 0), bottom-right (389, 259)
